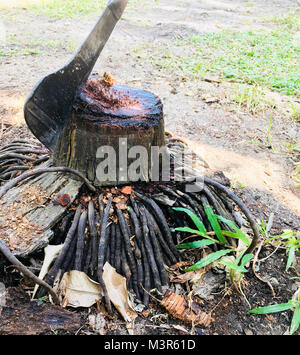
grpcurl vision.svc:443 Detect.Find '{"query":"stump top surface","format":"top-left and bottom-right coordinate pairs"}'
top-left (75, 77), bottom-right (163, 123)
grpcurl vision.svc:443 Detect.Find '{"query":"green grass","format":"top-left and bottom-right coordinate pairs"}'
top-left (21, 0), bottom-right (146, 19)
top-left (151, 29), bottom-right (300, 97)
top-left (262, 12), bottom-right (300, 31)
top-left (29, 0), bottom-right (107, 18)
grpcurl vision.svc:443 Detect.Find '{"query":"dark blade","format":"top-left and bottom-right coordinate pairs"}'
top-left (24, 0), bottom-right (128, 151)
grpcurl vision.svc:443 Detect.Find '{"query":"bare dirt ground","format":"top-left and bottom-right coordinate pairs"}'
top-left (0, 0), bottom-right (300, 335)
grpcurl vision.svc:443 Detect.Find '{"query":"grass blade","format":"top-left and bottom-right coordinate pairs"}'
top-left (185, 249), bottom-right (232, 271)
top-left (177, 239), bottom-right (216, 249)
top-left (203, 205), bottom-right (226, 244)
top-left (286, 245), bottom-right (296, 271)
top-left (248, 301), bottom-right (295, 314)
top-left (173, 207), bottom-right (207, 234)
top-left (217, 215), bottom-right (250, 246)
top-left (174, 226), bottom-right (206, 237)
top-left (240, 253), bottom-right (254, 267)
top-left (290, 306), bottom-right (300, 335)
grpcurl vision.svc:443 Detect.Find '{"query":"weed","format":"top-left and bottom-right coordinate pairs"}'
top-left (264, 229), bottom-right (300, 271)
top-left (173, 207), bottom-right (251, 269)
top-left (249, 289), bottom-right (300, 335)
top-left (262, 12), bottom-right (300, 31)
top-left (151, 29), bottom-right (300, 97)
top-left (231, 84), bottom-right (265, 113)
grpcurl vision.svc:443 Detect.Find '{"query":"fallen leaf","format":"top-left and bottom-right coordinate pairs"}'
top-left (169, 261), bottom-right (191, 271)
top-left (103, 263), bottom-right (137, 323)
top-left (172, 324), bottom-right (189, 333)
top-left (121, 186), bottom-right (132, 195)
top-left (58, 270), bottom-right (103, 308)
top-left (32, 244), bottom-right (64, 299)
top-left (169, 270), bottom-right (198, 284)
top-left (161, 289), bottom-right (212, 327)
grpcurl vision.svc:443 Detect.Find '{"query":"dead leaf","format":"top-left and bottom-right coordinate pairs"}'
top-left (169, 261), bottom-right (191, 271)
top-left (58, 270), bottom-right (103, 308)
top-left (121, 186), bottom-right (132, 195)
top-left (32, 244), bottom-right (64, 300)
top-left (172, 324), bottom-right (189, 333)
top-left (103, 263), bottom-right (137, 323)
top-left (169, 270), bottom-right (198, 284)
top-left (161, 290), bottom-right (212, 327)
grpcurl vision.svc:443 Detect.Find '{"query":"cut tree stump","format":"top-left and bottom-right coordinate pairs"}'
top-left (53, 76), bottom-right (165, 186)
top-left (0, 162), bottom-right (83, 257)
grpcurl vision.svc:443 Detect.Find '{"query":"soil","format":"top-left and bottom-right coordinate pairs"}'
top-left (0, 0), bottom-right (299, 336)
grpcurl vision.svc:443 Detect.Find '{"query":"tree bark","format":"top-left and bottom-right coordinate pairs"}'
top-left (53, 81), bottom-right (165, 186)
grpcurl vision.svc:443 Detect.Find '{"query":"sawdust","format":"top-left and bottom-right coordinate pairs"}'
top-left (0, 184), bottom-right (49, 250)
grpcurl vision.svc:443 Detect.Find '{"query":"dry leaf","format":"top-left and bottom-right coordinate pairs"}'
top-left (32, 244), bottom-right (64, 299)
top-left (172, 324), bottom-right (189, 333)
top-left (161, 290), bottom-right (212, 327)
top-left (121, 186), bottom-right (132, 195)
top-left (58, 270), bottom-right (103, 308)
top-left (169, 261), bottom-right (191, 271)
top-left (103, 262), bottom-right (137, 323)
top-left (169, 270), bottom-right (198, 284)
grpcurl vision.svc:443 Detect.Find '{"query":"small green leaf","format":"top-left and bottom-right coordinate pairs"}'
top-left (286, 246), bottom-right (296, 271)
top-left (173, 207), bottom-right (207, 234)
top-left (219, 260), bottom-right (238, 270)
top-left (290, 306), bottom-right (300, 335)
top-left (185, 249), bottom-right (232, 271)
top-left (203, 205), bottom-right (226, 244)
top-left (177, 239), bottom-right (216, 249)
top-left (217, 215), bottom-right (250, 246)
top-left (240, 253), bottom-right (254, 267)
top-left (248, 301), bottom-right (295, 314)
top-left (174, 226), bottom-right (206, 237)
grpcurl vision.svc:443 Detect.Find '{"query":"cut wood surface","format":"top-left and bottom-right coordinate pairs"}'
top-left (0, 162), bottom-right (83, 257)
top-left (53, 78), bottom-right (165, 186)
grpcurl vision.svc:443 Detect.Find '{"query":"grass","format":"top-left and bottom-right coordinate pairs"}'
top-left (0, 0), bottom-right (148, 19)
top-left (261, 12), bottom-right (300, 31)
top-left (150, 29), bottom-right (300, 97)
top-left (29, 0), bottom-right (107, 18)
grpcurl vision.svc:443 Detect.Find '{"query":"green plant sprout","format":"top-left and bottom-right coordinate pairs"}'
top-left (264, 230), bottom-right (300, 271)
top-left (218, 252), bottom-right (254, 300)
top-left (249, 290), bottom-right (300, 335)
top-left (174, 207), bottom-right (251, 271)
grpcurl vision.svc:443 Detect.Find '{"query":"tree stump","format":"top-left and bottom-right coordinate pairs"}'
top-left (53, 76), bottom-right (165, 186)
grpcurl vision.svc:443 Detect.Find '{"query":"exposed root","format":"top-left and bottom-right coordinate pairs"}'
top-left (0, 239), bottom-right (59, 304)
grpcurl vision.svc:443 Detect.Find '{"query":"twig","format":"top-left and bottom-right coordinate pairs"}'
top-left (252, 240), bottom-right (275, 296)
